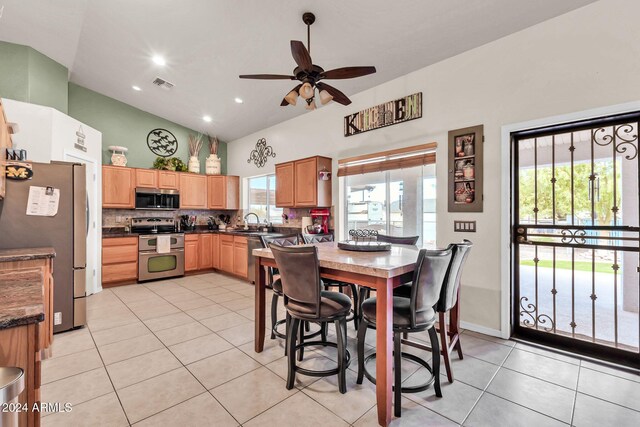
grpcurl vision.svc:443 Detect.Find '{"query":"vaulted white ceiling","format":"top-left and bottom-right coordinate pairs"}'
top-left (0, 0), bottom-right (597, 141)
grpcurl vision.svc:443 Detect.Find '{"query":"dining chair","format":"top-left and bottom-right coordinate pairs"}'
top-left (395, 240), bottom-right (473, 383)
top-left (357, 233), bottom-right (420, 326)
top-left (271, 244), bottom-right (352, 393)
top-left (259, 234), bottom-right (302, 340)
top-left (356, 245), bottom-right (455, 416)
top-left (303, 233), bottom-right (360, 330)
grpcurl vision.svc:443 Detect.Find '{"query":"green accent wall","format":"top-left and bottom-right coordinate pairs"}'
top-left (67, 83), bottom-right (227, 173)
top-left (0, 41), bottom-right (68, 113)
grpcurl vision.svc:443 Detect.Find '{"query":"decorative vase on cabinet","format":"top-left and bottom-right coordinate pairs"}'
top-left (188, 156), bottom-right (200, 173)
top-left (206, 154), bottom-right (221, 175)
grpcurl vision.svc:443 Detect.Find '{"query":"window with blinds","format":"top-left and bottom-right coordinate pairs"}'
top-left (340, 143), bottom-right (437, 247)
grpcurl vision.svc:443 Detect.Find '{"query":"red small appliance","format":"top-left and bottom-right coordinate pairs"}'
top-left (310, 208), bottom-right (330, 234)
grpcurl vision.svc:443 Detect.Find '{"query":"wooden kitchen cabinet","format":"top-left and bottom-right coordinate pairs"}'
top-left (158, 170), bottom-right (180, 190)
top-left (102, 237), bottom-right (138, 284)
top-left (198, 234), bottom-right (213, 269)
top-left (233, 236), bottom-right (248, 278)
top-left (219, 234), bottom-right (234, 273)
top-left (185, 234), bottom-right (199, 272)
top-left (212, 234), bottom-right (220, 269)
top-left (208, 175), bottom-right (240, 210)
top-left (102, 166), bottom-right (135, 208)
top-left (275, 156), bottom-right (332, 208)
top-left (180, 173), bottom-right (208, 209)
top-left (135, 169), bottom-right (158, 188)
top-left (275, 162), bottom-right (295, 207)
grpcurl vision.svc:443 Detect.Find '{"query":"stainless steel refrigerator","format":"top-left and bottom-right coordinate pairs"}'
top-left (0, 161), bottom-right (87, 333)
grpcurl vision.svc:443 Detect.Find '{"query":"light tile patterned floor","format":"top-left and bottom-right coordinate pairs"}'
top-left (40, 273), bottom-right (640, 426)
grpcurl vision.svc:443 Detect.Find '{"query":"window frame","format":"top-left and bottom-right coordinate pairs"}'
top-left (245, 173), bottom-right (283, 224)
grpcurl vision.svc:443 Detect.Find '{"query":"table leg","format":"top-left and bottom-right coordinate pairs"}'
top-left (375, 277), bottom-right (393, 426)
top-left (254, 257), bottom-right (266, 352)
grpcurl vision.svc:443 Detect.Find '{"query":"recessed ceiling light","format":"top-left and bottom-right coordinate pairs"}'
top-left (234, 97), bottom-right (244, 104)
top-left (152, 55), bottom-right (166, 66)
top-left (132, 85), bottom-right (141, 91)
top-left (202, 115), bottom-right (212, 122)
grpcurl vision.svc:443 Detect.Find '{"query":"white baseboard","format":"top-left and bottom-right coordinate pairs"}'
top-left (460, 321), bottom-right (503, 338)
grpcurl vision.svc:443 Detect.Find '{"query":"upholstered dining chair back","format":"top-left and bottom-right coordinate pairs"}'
top-left (436, 240), bottom-right (473, 313)
top-left (302, 234), bottom-right (334, 244)
top-left (270, 244), bottom-right (322, 318)
top-left (377, 234), bottom-right (419, 245)
top-left (409, 246), bottom-right (455, 328)
top-left (260, 234), bottom-right (300, 248)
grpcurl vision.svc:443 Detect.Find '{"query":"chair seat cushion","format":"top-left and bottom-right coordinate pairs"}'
top-left (392, 284), bottom-right (412, 298)
top-left (361, 296), bottom-right (436, 329)
top-left (286, 290), bottom-right (352, 320)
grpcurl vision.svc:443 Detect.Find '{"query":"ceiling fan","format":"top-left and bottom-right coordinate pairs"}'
top-left (239, 12), bottom-right (376, 110)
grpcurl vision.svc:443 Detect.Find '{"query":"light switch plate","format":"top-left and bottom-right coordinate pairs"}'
top-left (454, 220), bottom-right (476, 232)
top-left (54, 312), bottom-right (62, 325)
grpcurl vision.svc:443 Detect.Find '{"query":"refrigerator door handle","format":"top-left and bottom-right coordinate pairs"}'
top-left (73, 164), bottom-right (87, 268)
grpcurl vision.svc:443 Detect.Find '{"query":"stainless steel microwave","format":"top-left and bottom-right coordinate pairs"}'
top-left (135, 188), bottom-right (180, 210)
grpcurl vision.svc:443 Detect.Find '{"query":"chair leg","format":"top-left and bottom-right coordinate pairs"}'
top-left (335, 318), bottom-right (347, 394)
top-left (356, 319), bottom-right (368, 384)
top-left (428, 326), bottom-right (442, 397)
top-left (298, 319), bottom-right (305, 362)
top-left (286, 318), bottom-right (299, 390)
top-left (450, 293), bottom-right (464, 360)
top-left (455, 338), bottom-right (464, 360)
top-left (304, 321), bottom-right (310, 333)
top-left (439, 312), bottom-right (454, 383)
top-left (350, 284), bottom-right (359, 331)
top-left (284, 312), bottom-right (291, 356)
top-left (393, 331), bottom-right (402, 417)
top-left (321, 322), bottom-right (327, 344)
top-left (270, 293), bottom-right (279, 340)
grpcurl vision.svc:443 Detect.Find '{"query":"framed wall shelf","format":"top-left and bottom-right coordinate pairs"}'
top-left (448, 124), bottom-right (483, 212)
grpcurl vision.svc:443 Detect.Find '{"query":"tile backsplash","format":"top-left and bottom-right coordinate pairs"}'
top-left (103, 206), bottom-right (334, 232)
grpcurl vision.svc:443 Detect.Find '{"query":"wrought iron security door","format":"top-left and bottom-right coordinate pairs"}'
top-left (512, 112), bottom-right (639, 368)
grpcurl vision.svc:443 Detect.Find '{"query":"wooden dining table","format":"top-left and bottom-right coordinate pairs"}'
top-left (253, 241), bottom-right (420, 427)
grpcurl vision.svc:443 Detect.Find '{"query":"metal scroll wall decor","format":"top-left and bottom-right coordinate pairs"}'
top-left (247, 138), bottom-right (276, 168)
top-left (147, 128), bottom-right (178, 157)
top-left (343, 92), bottom-right (422, 137)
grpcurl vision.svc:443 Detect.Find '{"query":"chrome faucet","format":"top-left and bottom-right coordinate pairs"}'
top-left (244, 212), bottom-right (260, 224)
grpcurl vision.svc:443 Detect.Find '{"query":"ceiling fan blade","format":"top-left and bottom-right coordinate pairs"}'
top-left (320, 66), bottom-right (376, 80)
top-left (290, 40), bottom-right (313, 72)
top-left (280, 84), bottom-right (302, 106)
top-left (316, 82), bottom-right (351, 105)
top-left (239, 74), bottom-right (295, 80)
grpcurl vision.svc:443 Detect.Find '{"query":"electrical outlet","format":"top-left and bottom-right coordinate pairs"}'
top-left (454, 221), bottom-right (476, 232)
top-left (54, 312), bottom-right (62, 325)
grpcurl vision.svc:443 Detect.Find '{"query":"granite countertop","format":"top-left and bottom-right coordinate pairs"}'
top-left (0, 247), bottom-right (56, 263)
top-left (0, 269), bottom-right (45, 329)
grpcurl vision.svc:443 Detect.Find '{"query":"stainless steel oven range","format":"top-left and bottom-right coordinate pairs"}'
top-left (131, 218), bottom-right (185, 282)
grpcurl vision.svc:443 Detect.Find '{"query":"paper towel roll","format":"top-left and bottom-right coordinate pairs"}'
top-left (301, 216), bottom-right (312, 233)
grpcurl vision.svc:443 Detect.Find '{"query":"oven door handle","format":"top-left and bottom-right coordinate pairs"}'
top-left (139, 248), bottom-right (184, 255)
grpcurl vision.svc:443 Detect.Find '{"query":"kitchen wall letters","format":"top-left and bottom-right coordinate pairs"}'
top-left (343, 92), bottom-right (422, 137)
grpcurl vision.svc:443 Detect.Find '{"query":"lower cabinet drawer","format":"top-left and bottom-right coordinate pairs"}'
top-left (103, 262), bottom-right (137, 283)
top-left (103, 244), bottom-right (138, 264)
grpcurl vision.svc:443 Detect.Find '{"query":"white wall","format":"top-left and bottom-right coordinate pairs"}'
top-left (227, 0), bottom-right (640, 333)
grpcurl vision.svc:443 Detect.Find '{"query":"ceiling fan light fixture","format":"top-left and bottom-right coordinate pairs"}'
top-left (305, 98), bottom-right (316, 110)
top-left (319, 89), bottom-right (333, 105)
top-left (299, 82), bottom-right (314, 100)
top-left (284, 90), bottom-right (298, 105)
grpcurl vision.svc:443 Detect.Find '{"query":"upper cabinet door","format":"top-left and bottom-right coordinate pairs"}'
top-left (208, 176), bottom-right (239, 210)
top-left (275, 162), bottom-right (295, 207)
top-left (103, 166), bottom-right (134, 208)
top-left (158, 171), bottom-right (179, 190)
top-left (208, 176), bottom-right (225, 209)
top-left (135, 169), bottom-right (158, 188)
top-left (294, 157), bottom-right (318, 207)
top-left (179, 173), bottom-right (207, 209)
